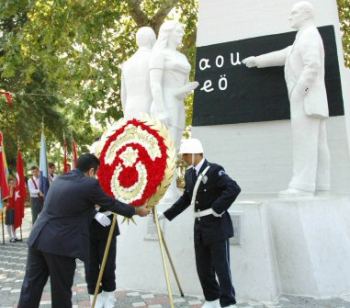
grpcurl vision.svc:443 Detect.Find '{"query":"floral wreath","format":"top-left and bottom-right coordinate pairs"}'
top-left (97, 115), bottom-right (176, 208)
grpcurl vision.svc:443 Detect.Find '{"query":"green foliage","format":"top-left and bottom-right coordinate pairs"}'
top-left (2, 0), bottom-right (346, 171)
top-left (0, 0), bottom-right (198, 169)
top-left (337, 0), bottom-right (350, 67)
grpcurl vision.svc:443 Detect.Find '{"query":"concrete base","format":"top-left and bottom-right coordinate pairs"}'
top-left (266, 194), bottom-right (350, 297)
top-left (116, 195), bottom-right (350, 301)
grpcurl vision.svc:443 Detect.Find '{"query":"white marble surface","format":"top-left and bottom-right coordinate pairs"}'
top-left (194, 0), bottom-right (350, 194)
top-left (117, 195), bottom-right (350, 301)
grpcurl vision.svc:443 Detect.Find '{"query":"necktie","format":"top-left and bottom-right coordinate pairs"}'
top-left (192, 168), bottom-right (197, 183)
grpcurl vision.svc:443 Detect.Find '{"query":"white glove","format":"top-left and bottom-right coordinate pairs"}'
top-left (94, 212), bottom-right (111, 227)
top-left (158, 212), bottom-right (165, 220)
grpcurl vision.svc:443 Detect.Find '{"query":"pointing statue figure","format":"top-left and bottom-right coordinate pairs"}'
top-left (243, 1), bottom-right (330, 196)
top-left (121, 27), bottom-right (156, 119)
top-left (149, 20), bottom-right (199, 150)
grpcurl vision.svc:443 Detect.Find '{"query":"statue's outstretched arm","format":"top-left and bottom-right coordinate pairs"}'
top-left (243, 46), bottom-right (291, 68)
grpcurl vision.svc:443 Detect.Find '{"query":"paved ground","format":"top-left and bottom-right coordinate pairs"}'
top-left (1, 209), bottom-right (350, 307)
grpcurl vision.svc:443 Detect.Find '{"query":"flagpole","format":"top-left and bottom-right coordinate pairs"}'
top-left (17, 138), bottom-right (22, 242)
top-left (15, 140), bottom-right (24, 241)
top-left (1, 188), bottom-right (4, 244)
top-left (153, 207), bottom-right (174, 308)
top-left (1, 212), bottom-right (4, 245)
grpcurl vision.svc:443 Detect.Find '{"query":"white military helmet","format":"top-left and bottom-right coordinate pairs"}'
top-left (179, 138), bottom-right (204, 154)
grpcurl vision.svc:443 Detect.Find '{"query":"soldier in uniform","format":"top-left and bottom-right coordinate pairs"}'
top-left (160, 138), bottom-right (240, 308)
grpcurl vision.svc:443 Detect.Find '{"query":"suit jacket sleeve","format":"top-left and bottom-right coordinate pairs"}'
top-left (163, 173), bottom-right (191, 221)
top-left (211, 167), bottom-right (241, 215)
top-left (90, 180), bottom-right (136, 218)
top-left (256, 46), bottom-right (291, 68)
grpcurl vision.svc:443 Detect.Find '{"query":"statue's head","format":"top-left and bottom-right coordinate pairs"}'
top-left (156, 21), bottom-right (184, 50)
top-left (136, 27), bottom-right (156, 49)
top-left (289, 1), bottom-right (314, 30)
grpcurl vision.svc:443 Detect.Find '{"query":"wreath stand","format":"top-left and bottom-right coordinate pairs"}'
top-left (92, 209), bottom-right (184, 308)
top-left (92, 116), bottom-right (182, 307)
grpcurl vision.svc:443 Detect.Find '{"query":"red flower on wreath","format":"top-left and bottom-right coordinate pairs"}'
top-left (98, 119), bottom-right (168, 207)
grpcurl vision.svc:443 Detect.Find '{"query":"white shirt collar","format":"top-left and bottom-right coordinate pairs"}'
top-left (194, 158), bottom-right (205, 176)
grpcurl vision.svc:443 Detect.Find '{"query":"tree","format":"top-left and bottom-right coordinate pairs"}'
top-left (337, 0), bottom-right (350, 67)
top-left (1, 0), bottom-right (347, 169)
top-left (0, 0), bottom-right (198, 168)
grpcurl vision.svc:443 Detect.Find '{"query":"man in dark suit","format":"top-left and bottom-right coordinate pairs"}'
top-left (18, 153), bottom-right (149, 308)
top-left (161, 138), bottom-right (241, 308)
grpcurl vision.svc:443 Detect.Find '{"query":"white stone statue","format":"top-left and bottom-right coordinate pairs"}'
top-left (149, 20), bottom-right (199, 150)
top-left (121, 27), bottom-right (156, 119)
top-left (242, 1), bottom-right (330, 196)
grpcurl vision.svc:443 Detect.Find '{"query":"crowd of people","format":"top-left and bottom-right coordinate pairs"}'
top-left (2, 162), bottom-right (58, 243)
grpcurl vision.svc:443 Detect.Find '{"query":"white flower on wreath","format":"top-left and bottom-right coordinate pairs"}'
top-left (111, 162), bottom-right (148, 203)
top-left (120, 147), bottom-right (139, 167)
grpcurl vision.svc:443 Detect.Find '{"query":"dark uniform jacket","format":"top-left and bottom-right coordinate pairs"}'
top-left (90, 213), bottom-right (119, 240)
top-left (164, 160), bottom-right (241, 245)
top-left (27, 169), bottom-right (135, 262)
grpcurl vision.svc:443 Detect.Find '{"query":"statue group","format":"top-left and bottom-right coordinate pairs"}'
top-left (121, 1), bottom-right (331, 197)
top-left (121, 21), bottom-right (198, 151)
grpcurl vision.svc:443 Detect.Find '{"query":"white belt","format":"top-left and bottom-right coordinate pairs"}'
top-left (194, 208), bottom-right (214, 218)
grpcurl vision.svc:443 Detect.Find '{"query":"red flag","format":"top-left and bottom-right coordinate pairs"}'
top-left (72, 140), bottom-right (78, 169)
top-left (0, 91), bottom-right (13, 106)
top-left (14, 150), bottom-right (26, 229)
top-left (0, 132), bottom-right (10, 200)
top-left (63, 138), bottom-right (69, 173)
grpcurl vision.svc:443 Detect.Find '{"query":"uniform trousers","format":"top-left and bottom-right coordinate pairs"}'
top-left (85, 223), bottom-right (117, 294)
top-left (195, 237), bottom-right (236, 307)
top-left (18, 247), bottom-right (76, 308)
top-left (31, 197), bottom-right (43, 224)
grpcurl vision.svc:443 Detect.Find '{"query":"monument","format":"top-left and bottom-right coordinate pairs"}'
top-left (191, 0), bottom-right (350, 302)
top-left (117, 0), bottom-right (350, 303)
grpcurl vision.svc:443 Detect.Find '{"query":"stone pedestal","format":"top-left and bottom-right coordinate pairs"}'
top-left (117, 195), bottom-right (350, 301)
top-left (266, 195), bottom-right (350, 297)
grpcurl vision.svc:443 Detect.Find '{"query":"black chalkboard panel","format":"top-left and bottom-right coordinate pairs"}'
top-left (193, 25), bottom-right (344, 126)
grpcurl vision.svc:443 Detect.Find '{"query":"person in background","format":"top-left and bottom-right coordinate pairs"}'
top-left (27, 166), bottom-right (44, 224)
top-left (5, 178), bottom-right (19, 242)
top-left (48, 162), bottom-right (57, 185)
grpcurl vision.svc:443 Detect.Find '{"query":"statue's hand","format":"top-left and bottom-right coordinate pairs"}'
top-left (187, 81), bottom-right (199, 91)
top-left (157, 112), bottom-right (170, 126)
top-left (242, 56), bottom-right (258, 68)
top-left (175, 81), bottom-right (199, 99)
